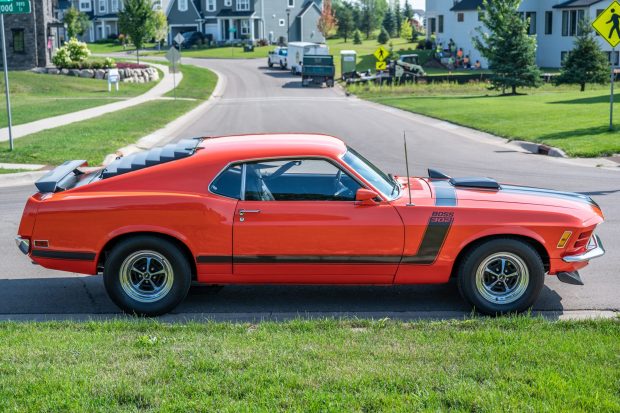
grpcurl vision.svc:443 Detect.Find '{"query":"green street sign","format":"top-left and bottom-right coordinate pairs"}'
top-left (0, 0), bottom-right (31, 14)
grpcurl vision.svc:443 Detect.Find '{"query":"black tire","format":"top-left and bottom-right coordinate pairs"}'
top-left (457, 238), bottom-right (544, 315)
top-left (280, 61), bottom-right (285, 69)
top-left (268, 60), bottom-right (273, 68)
top-left (103, 236), bottom-right (191, 316)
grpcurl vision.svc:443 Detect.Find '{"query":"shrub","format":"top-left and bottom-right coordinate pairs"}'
top-left (90, 61), bottom-right (103, 69)
top-left (52, 47), bottom-right (71, 68)
top-left (65, 38), bottom-right (91, 62)
top-left (353, 29), bottom-right (362, 45)
top-left (116, 62), bottom-right (148, 69)
top-left (103, 57), bottom-right (116, 68)
top-left (377, 27), bottom-right (390, 45)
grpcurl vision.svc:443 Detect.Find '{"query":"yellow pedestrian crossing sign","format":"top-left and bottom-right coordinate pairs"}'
top-left (592, 1), bottom-right (620, 47)
top-left (376, 61), bottom-right (387, 71)
top-left (373, 46), bottom-right (389, 62)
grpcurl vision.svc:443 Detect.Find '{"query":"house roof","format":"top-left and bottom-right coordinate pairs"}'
top-left (552, 0), bottom-right (604, 9)
top-left (297, 1), bottom-right (321, 19)
top-left (450, 0), bottom-right (484, 11)
top-left (217, 9), bottom-right (254, 17)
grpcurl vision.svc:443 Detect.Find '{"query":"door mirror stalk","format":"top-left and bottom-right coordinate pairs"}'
top-left (355, 189), bottom-right (379, 205)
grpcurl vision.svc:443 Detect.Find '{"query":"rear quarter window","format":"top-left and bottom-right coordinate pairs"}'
top-left (210, 164), bottom-right (242, 199)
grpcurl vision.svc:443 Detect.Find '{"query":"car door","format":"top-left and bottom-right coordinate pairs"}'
top-left (231, 158), bottom-right (404, 284)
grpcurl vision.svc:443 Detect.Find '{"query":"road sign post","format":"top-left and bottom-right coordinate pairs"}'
top-left (0, 0), bottom-right (32, 151)
top-left (592, 0), bottom-right (620, 130)
top-left (165, 46), bottom-right (181, 101)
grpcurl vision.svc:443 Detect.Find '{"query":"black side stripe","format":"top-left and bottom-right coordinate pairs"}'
top-left (32, 250), bottom-right (96, 261)
top-left (195, 213), bottom-right (454, 266)
top-left (429, 179), bottom-right (458, 206)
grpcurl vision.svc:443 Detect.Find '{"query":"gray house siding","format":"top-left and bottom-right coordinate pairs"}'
top-left (297, 2), bottom-right (322, 42)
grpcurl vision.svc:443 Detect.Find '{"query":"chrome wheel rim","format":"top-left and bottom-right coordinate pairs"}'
top-left (475, 252), bottom-right (529, 305)
top-left (119, 250), bottom-right (174, 303)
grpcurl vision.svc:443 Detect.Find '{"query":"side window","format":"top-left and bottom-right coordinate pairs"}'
top-left (244, 159), bottom-right (361, 201)
top-left (210, 164), bottom-right (242, 199)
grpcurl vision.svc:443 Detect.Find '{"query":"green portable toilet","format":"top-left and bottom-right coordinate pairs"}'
top-left (340, 50), bottom-right (357, 78)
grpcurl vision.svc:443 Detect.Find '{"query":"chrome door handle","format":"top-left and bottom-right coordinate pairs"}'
top-left (239, 209), bottom-right (261, 216)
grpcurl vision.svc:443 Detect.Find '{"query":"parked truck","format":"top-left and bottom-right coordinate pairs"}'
top-left (287, 42), bottom-right (329, 74)
top-left (301, 55), bottom-right (335, 87)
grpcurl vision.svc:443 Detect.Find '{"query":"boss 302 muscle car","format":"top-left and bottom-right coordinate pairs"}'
top-left (16, 134), bottom-right (605, 315)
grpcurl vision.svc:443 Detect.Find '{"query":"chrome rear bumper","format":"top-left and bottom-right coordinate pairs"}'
top-left (15, 236), bottom-right (29, 255)
top-left (562, 234), bottom-right (605, 263)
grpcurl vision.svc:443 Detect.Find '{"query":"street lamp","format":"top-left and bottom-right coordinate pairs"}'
top-left (286, 9), bottom-right (290, 44)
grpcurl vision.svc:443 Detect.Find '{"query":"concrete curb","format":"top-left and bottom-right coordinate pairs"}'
top-left (0, 170), bottom-right (49, 188)
top-left (102, 65), bottom-right (226, 165)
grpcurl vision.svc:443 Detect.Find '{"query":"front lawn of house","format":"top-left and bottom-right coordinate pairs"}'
top-left (0, 317), bottom-right (618, 411)
top-left (351, 82), bottom-right (620, 157)
top-left (0, 64), bottom-right (217, 165)
top-left (0, 70), bottom-right (157, 128)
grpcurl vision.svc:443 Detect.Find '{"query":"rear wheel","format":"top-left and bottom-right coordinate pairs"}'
top-left (103, 236), bottom-right (191, 316)
top-left (268, 59), bottom-right (273, 68)
top-left (457, 239), bottom-right (544, 315)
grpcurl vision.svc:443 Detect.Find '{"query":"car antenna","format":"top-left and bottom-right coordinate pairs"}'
top-left (403, 131), bottom-right (414, 206)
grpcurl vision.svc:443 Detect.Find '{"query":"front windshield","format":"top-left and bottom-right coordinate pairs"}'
top-left (342, 147), bottom-right (399, 200)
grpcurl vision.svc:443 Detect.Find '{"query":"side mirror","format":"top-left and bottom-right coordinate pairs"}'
top-left (355, 188), bottom-right (379, 205)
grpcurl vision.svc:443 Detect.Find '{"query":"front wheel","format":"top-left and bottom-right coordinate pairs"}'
top-left (103, 236), bottom-right (191, 316)
top-left (268, 60), bottom-right (273, 68)
top-left (457, 239), bottom-right (544, 315)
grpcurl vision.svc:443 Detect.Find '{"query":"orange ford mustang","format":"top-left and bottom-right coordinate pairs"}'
top-left (16, 134), bottom-right (605, 315)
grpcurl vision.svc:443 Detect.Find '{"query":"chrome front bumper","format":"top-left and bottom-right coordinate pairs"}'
top-left (562, 234), bottom-right (605, 263)
top-left (15, 236), bottom-right (29, 255)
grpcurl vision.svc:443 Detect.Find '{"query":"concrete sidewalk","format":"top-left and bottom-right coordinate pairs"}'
top-left (0, 61), bottom-right (181, 142)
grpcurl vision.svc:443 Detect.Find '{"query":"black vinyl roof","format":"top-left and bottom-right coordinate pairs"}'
top-left (450, 0), bottom-right (484, 11)
top-left (553, 0), bottom-right (604, 8)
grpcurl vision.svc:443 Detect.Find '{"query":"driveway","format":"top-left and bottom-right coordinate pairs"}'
top-left (1, 58), bottom-right (618, 320)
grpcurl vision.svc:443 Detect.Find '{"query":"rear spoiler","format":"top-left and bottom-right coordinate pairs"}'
top-left (35, 160), bottom-right (87, 193)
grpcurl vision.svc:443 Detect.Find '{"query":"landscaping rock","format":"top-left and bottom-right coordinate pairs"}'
top-left (69, 69), bottom-right (80, 77)
top-left (61, 68), bottom-right (69, 75)
top-left (95, 69), bottom-right (105, 79)
top-left (47, 68), bottom-right (59, 75)
top-left (80, 69), bottom-right (94, 78)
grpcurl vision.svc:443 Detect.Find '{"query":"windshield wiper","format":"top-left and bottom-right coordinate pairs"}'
top-left (388, 173), bottom-right (400, 197)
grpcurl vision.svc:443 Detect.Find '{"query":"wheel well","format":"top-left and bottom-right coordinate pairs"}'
top-left (450, 235), bottom-right (550, 278)
top-left (97, 232), bottom-right (197, 280)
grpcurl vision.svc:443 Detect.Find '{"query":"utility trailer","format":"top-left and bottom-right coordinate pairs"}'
top-left (301, 55), bottom-right (335, 87)
top-left (287, 42), bottom-right (329, 74)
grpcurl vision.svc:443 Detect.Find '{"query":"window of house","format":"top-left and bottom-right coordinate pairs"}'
top-left (206, 0), bottom-right (215, 12)
top-left (457, 13), bottom-right (464, 22)
top-left (236, 0), bottom-right (249, 11)
top-left (111, 0), bottom-right (118, 12)
top-left (178, 0), bottom-right (188, 12)
top-left (438, 15), bottom-right (444, 33)
top-left (12, 29), bottom-right (24, 53)
top-left (98, 0), bottom-right (106, 13)
top-left (428, 17), bottom-right (436, 34)
top-left (562, 9), bottom-right (584, 36)
top-left (241, 19), bottom-right (249, 34)
top-left (595, 9), bottom-right (604, 35)
top-left (525, 12), bottom-right (536, 35)
top-left (210, 164), bottom-right (242, 199)
top-left (545, 11), bottom-right (552, 35)
top-left (279, 18), bottom-right (285, 26)
top-left (288, 0), bottom-right (294, 7)
top-left (79, 0), bottom-right (91, 11)
top-left (243, 159), bottom-right (361, 202)
top-left (477, 11), bottom-right (484, 21)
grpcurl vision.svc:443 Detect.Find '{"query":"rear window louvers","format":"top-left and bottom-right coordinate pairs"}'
top-left (102, 138), bottom-right (202, 179)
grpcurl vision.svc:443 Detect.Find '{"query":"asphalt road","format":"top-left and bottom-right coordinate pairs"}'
top-left (1, 58), bottom-right (618, 320)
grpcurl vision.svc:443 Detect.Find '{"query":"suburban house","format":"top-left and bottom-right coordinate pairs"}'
top-left (166, 0), bottom-right (324, 45)
top-left (0, 0), bottom-right (64, 69)
top-left (425, 0), bottom-right (618, 68)
top-left (67, 0), bottom-right (323, 44)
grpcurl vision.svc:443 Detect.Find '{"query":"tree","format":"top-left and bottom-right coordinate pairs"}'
top-left (382, 7), bottom-right (396, 37)
top-left (359, 0), bottom-right (386, 39)
top-left (556, 22), bottom-right (609, 91)
top-left (473, 0), bottom-right (541, 94)
top-left (400, 19), bottom-right (413, 42)
top-left (118, 0), bottom-right (155, 64)
top-left (377, 26), bottom-right (390, 44)
top-left (335, 2), bottom-right (354, 42)
top-left (152, 10), bottom-right (168, 50)
top-left (318, 0), bottom-right (338, 39)
top-left (403, 0), bottom-right (413, 20)
top-left (63, 7), bottom-right (90, 39)
top-left (353, 29), bottom-right (362, 45)
top-left (395, 6), bottom-right (402, 37)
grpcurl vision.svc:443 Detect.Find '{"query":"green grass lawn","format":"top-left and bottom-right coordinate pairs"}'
top-left (353, 83), bottom-right (620, 157)
top-left (0, 64), bottom-right (217, 165)
top-left (0, 168), bottom-right (29, 174)
top-left (87, 42), bottom-right (157, 54)
top-left (0, 71), bottom-right (157, 128)
top-left (0, 317), bottom-right (617, 411)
